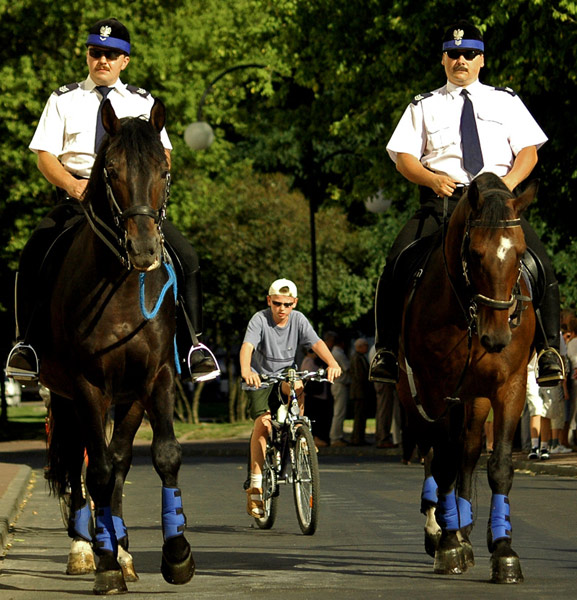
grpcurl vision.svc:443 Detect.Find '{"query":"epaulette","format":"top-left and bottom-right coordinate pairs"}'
top-left (54, 82), bottom-right (80, 96)
top-left (411, 92), bottom-right (433, 105)
top-left (126, 84), bottom-right (150, 98)
top-left (494, 86), bottom-right (517, 96)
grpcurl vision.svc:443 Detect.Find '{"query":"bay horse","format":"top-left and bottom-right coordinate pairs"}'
top-left (396, 173), bottom-right (537, 583)
top-left (40, 99), bottom-right (194, 594)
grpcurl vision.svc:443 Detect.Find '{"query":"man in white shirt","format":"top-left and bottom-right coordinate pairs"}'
top-left (6, 18), bottom-right (218, 383)
top-left (370, 19), bottom-right (563, 388)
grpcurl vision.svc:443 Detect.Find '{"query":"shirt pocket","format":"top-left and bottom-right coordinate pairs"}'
top-left (423, 113), bottom-right (454, 152)
top-left (64, 113), bottom-right (95, 152)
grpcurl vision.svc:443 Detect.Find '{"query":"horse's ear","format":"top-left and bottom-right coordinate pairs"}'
top-left (515, 179), bottom-right (539, 214)
top-left (467, 179), bottom-right (481, 212)
top-left (101, 99), bottom-right (121, 137)
top-left (150, 99), bottom-right (166, 133)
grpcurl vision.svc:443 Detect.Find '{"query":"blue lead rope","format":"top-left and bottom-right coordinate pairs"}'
top-left (139, 263), bottom-right (177, 319)
top-left (139, 263), bottom-right (181, 374)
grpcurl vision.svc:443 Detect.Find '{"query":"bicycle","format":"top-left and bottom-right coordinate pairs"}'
top-left (243, 368), bottom-right (330, 535)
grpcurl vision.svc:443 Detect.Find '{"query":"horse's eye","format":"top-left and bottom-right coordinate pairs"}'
top-left (161, 170), bottom-right (169, 179)
top-left (106, 167), bottom-right (118, 180)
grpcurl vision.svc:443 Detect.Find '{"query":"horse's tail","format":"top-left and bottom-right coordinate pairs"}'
top-left (45, 392), bottom-right (84, 498)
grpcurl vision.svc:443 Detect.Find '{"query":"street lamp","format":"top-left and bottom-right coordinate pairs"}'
top-left (185, 64), bottom-right (323, 329)
top-left (184, 63), bottom-right (265, 151)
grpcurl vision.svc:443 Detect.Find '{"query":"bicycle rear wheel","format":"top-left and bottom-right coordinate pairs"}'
top-left (255, 440), bottom-right (279, 529)
top-left (292, 425), bottom-right (320, 535)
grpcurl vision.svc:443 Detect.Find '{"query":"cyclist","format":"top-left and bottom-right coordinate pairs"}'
top-left (239, 278), bottom-right (341, 518)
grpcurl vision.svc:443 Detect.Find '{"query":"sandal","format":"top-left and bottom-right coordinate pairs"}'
top-left (246, 487), bottom-right (264, 518)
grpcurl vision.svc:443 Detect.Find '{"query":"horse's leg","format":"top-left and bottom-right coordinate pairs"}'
top-left (78, 386), bottom-right (128, 595)
top-left (486, 382), bottom-right (525, 584)
top-left (148, 369), bottom-right (194, 585)
top-left (66, 454), bottom-right (96, 575)
top-left (431, 405), bottom-right (468, 575)
top-left (456, 399), bottom-right (490, 569)
top-left (420, 446), bottom-right (440, 558)
top-left (108, 401), bottom-right (145, 583)
top-left (45, 392), bottom-right (96, 575)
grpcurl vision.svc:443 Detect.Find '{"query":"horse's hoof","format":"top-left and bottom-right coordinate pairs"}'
top-left (67, 539), bottom-right (96, 574)
top-left (424, 528), bottom-right (441, 558)
top-left (490, 554), bottom-right (524, 584)
top-left (460, 539), bottom-right (475, 568)
top-left (434, 546), bottom-right (467, 575)
top-left (161, 546), bottom-right (195, 585)
top-left (93, 569), bottom-right (128, 595)
top-left (118, 546), bottom-right (139, 582)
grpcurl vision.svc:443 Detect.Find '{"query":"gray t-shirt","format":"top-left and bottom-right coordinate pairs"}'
top-left (243, 309), bottom-right (320, 375)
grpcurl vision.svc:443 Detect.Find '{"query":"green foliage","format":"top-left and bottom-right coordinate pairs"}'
top-left (1, 0), bottom-right (576, 371)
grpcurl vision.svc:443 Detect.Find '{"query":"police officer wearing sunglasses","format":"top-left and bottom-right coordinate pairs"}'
top-left (6, 18), bottom-right (219, 383)
top-left (370, 19), bottom-right (564, 388)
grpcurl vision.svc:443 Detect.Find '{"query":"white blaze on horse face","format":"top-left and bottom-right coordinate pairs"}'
top-left (496, 235), bottom-right (513, 263)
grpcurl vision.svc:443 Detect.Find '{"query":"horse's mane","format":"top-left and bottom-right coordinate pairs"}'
top-left (467, 173), bottom-right (515, 231)
top-left (85, 116), bottom-right (166, 205)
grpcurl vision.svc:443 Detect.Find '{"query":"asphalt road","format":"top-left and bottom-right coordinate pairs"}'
top-left (1, 454), bottom-right (576, 599)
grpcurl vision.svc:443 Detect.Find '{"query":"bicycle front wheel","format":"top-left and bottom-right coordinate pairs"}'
top-left (292, 425), bottom-right (320, 535)
top-left (255, 440), bottom-right (279, 530)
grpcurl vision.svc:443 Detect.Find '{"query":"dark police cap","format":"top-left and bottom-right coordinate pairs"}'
top-left (86, 18), bottom-right (131, 55)
top-left (442, 20), bottom-right (484, 53)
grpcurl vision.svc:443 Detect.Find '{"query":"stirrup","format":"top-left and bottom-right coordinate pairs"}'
top-left (187, 343), bottom-right (221, 382)
top-left (535, 347), bottom-right (565, 386)
top-left (5, 343), bottom-right (39, 382)
top-left (369, 348), bottom-right (398, 383)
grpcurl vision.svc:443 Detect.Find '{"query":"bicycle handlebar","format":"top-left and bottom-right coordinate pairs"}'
top-left (241, 369), bottom-right (330, 391)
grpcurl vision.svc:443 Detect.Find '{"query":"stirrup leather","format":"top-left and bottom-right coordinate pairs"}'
top-left (535, 347), bottom-right (565, 384)
top-left (187, 343), bottom-right (221, 382)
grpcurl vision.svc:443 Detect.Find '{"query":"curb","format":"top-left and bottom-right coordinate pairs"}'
top-left (0, 464), bottom-right (32, 553)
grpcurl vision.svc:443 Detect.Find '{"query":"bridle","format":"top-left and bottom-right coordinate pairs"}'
top-left (430, 189), bottom-right (531, 412)
top-left (81, 165), bottom-right (171, 269)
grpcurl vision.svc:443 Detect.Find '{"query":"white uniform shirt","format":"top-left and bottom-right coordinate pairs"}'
top-left (386, 80), bottom-right (548, 184)
top-left (29, 77), bottom-right (172, 179)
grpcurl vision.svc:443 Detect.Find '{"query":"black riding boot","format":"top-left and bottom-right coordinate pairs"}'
top-left (369, 263), bottom-right (400, 383)
top-left (5, 202), bottom-right (84, 382)
top-left (535, 281), bottom-right (564, 387)
top-left (176, 266), bottom-right (220, 382)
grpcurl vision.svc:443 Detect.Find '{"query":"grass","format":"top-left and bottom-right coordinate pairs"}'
top-left (1, 401), bottom-right (376, 443)
top-left (0, 402), bottom-right (48, 441)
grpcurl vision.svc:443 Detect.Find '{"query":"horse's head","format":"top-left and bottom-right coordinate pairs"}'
top-left (461, 173), bottom-right (537, 353)
top-left (87, 98), bottom-right (170, 272)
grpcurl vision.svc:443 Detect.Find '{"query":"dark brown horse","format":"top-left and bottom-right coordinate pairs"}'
top-left (41, 99), bottom-right (194, 594)
top-left (396, 173), bottom-right (537, 583)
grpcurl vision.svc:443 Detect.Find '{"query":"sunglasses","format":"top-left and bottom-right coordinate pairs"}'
top-left (88, 48), bottom-right (123, 60)
top-left (271, 300), bottom-right (294, 308)
top-left (446, 49), bottom-right (482, 61)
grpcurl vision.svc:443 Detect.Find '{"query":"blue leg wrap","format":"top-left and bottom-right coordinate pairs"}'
top-left (113, 515), bottom-right (127, 542)
top-left (73, 503), bottom-right (92, 541)
top-left (421, 476), bottom-right (438, 504)
top-left (490, 494), bottom-right (512, 542)
top-left (436, 489), bottom-right (459, 531)
top-left (162, 487), bottom-right (186, 542)
top-left (457, 497), bottom-right (473, 528)
top-left (94, 507), bottom-right (118, 554)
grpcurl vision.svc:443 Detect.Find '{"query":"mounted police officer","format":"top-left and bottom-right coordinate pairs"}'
top-left (369, 19), bottom-right (564, 387)
top-left (6, 17), bottom-right (219, 383)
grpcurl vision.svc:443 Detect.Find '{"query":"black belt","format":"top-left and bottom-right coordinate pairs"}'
top-left (419, 184), bottom-right (469, 203)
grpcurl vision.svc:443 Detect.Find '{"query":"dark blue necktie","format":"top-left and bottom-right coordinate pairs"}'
top-left (460, 89), bottom-right (484, 176)
top-left (95, 86), bottom-right (112, 152)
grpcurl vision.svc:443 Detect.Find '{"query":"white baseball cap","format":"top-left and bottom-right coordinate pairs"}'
top-left (268, 278), bottom-right (298, 298)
